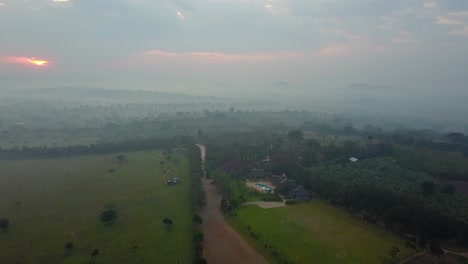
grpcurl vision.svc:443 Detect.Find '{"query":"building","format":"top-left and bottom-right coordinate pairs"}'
top-left (291, 185), bottom-right (311, 200)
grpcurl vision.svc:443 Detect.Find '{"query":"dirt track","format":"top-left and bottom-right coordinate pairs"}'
top-left (196, 144), bottom-right (269, 264)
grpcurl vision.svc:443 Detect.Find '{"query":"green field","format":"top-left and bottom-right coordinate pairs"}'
top-left (230, 200), bottom-right (416, 264)
top-left (303, 131), bottom-right (364, 146)
top-left (0, 149), bottom-right (192, 263)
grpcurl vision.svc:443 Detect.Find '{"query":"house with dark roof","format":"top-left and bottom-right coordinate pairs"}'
top-left (271, 173), bottom-right (299, 195)
top-left (271, 173), bottom-right (287, 186)
top-left (283, 179), bottom-right (298, 191)
top-left (291, 185), bottom-right (311, 200)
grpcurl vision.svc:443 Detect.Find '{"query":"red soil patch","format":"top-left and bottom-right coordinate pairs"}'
top-left (197, 145), bottom-right (268, 264)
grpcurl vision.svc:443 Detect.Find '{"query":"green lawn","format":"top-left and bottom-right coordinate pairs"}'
top-left (303, 131), bottom-right (364, 146)
top-left (230, 200), bottom-right (416, 264)
top-left (0, 149), bottom-right (192, 263)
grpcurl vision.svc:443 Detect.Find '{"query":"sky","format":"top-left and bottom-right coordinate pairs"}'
top-left (0, 0), bottom-right (468, 94)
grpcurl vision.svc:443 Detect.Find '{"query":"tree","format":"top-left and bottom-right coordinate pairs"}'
top-left (91, 249), bottom-right (99, 257)
top-left (447, 132), bottom-right (464, 143)
top-left (389, 246), bottom-right (400, 258)
top-left (380, 246), bottom-right (400, 264)
top-left (421, 181), bottom-right (435, 197)
top-left (220, 197), bottom-right (228, 213)
top-left (429, 240), bottom-right (444, 255)
top-left (162, 218), bottom-right (173, 227)
top-left (193, 230), bottom-right (204, 244)
top-left (305, 138), bottom-right (320, 149)
top-left (100, 209), bottom-right (118, 224)
top-left (115, 154), bottom-right (126, 165)
top-left (441, 184), bottom-right (456, 195)
top-left (64, 242), bottom-right (74, 252)
top-left (287, 130), bottom-right (303, 142)
top-left (192, 214), bottom-right (203, 224)
top-left (0, 218), bottom-right (10, 231)
top-left (342, 124), bottom-right (356, 135)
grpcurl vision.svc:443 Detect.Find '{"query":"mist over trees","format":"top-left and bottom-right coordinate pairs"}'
top-left (1, 87), bottom-right (468, 263)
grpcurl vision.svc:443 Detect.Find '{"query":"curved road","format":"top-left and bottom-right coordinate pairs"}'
top-left (196, 144), bottom-right (269, 264)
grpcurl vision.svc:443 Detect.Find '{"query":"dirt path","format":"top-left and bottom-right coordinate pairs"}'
top-left (196, 144), bottom-right (270, 264)
top-left (398, 250), bottom-right (426, 264)
top-left (398, 248), bottom-right (468, 264)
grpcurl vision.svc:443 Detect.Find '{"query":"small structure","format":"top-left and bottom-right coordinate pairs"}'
top-left (271, 174), bottom-right (311, 200)
top-left (349, 157), bottom-right (359, 163)
top-left (166, 177), bottom-right (180, 185)
top-left (291, 185), bottom-right (311, 200)
top-left (272, 173), bottom-right (297, 191)
top-left (271, 173), bottom-right (288, 186)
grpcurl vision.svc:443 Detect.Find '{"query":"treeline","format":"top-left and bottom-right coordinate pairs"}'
top-left (205, 130), bottom-right (468, 246)
top-left (306, 158), bottom-right (468, 244)
top-left (278, 140), bottom-right (468, 245)
top-left (187, 145), bottom-right (206, 210)
top-left (390, 133), bottom-right (468, 154)
top-left (303, 119), bottom-right (468, 155)
top-left (187, 145), bottom-right (207, 264)
top-left (0, 135), bottom-right (194, 159)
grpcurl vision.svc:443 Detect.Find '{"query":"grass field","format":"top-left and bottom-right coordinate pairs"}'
top-left (230, 200), bottom-right (416, 264)
top-left (0, 149), bottom-right (192, 263)
top-left (303, 131), bottom-right (365, 146)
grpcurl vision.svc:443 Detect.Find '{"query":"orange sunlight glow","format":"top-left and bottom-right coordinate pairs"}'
top-left (27, 57), bottom-right (48, 66)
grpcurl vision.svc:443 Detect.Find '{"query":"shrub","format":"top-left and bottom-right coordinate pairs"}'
top-left (100, 209), bottom-right (118, 224)
top-left (0, 218), bottom-right (10, 231)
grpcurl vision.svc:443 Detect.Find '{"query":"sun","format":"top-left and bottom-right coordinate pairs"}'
top-left (28, 57), bottom-right (49, 66)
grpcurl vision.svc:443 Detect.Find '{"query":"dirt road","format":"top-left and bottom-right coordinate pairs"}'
top-left (196, 144), bottom-right (269, 264)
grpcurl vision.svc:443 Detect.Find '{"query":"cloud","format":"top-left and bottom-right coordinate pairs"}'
top-left (449, 11), bottom-right (468, 17)
top-left (450, 26), bottom-right (468, 36)
top-left (1, 0), bottom-right (468, 91)
top-left (135, 49), bottom-right (301, 62)
top-left (435, 16), bottom-right (464, 25)
top-left (392, 37), bottom-right (422, 44)
top-left (176, 10), bottom-right (184, 20)
top-left (315, 43), bottom-right (350, 57)
top-left (0, 56), bottom-right (50, 66)
top-left (423, 1), bottom-right (437, 9)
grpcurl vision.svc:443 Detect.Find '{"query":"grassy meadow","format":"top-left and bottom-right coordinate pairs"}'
top-left (230, 200), bottom-right (417, 264)
top-left (303, 131), bottom-right (365, 146)
top-left (0, 149), bottom-right (192, 263)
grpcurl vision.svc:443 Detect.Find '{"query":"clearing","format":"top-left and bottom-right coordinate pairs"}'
top-left (230, 200), bottom-right (417, 264)
top-left (0, 149), bottom-right (192, 263)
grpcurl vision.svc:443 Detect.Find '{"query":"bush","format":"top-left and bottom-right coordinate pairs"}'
top-left (405, 240), bottom-right (416, 249)
top-left (100, 209), bottom-right (118, 224)
top-left (429, 240), bottom-right (444, 255)
top-left (261, 195), bottom-right (283, 202)
top-left (285, 200), bottom-right (296, 205)
top-left (64, 242), bottom-right (74, 251)
top-left (0, 218), bottom-right (10, 231)
top-left (192, 214), bottom-right (203, 224)
top-left (193, 230), bottom-right (204, 243)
